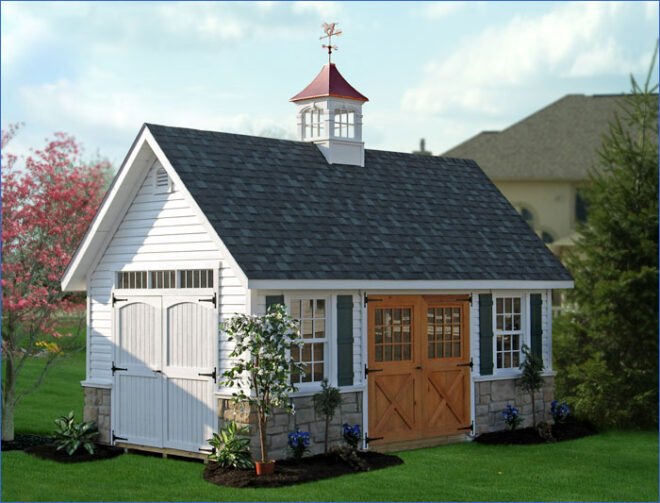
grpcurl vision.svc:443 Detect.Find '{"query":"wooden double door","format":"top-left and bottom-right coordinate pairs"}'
top-left (367, 295), bottom-right (471, 444)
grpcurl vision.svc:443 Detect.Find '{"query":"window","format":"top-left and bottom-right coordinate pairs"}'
top-left (541, 231), bottom-right (554, 244)
top-left (151, 270), bottom-right (176, 289)
top-left (117, 271), bottom-right (148, 289)
top-left (494, 297), bottom-right (522, 369)
top-left (290, 298), bottom-right (326, 384)
top-left (116, 269), bottom-right (214, 289)
top-left (180, 269), bottom-right (214, 288)
top-left (304, 108), bottom-right (324, 139)
top-left (427, 307), bottom-right (461, 359)
top-left (374, 308), bottom-right (412, 362)
top-left (575, 191), bottom-right (588, 223)
top-left (333, 109), bottom-right (354, 138)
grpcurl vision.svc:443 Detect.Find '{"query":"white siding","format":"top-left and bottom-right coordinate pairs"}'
top-left (87, 162), bottom-right (246, 384)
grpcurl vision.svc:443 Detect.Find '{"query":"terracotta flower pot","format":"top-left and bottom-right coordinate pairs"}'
top-left (255, 460), bottom-right (276, 475)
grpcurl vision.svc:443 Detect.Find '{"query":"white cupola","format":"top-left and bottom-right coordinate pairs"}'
top-left (290, 25), bottom-right (368, 167)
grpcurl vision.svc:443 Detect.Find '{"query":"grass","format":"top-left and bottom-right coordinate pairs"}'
top-left (2, 340), bottom-right (659, 502)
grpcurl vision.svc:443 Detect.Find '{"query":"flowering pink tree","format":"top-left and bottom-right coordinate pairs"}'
top-left (1, 124), bottom-right (111, 440)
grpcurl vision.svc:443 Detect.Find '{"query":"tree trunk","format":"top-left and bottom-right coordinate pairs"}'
top-left (531, 389), bottom-right (536, 428)
top-left (2, 356), bottom-right (16, 441)
top-left (324, 416), bottom-right (329, 454)
top-left (258, 410), bottom-right (268, 463)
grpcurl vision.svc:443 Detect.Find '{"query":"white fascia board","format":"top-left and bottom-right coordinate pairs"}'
top-left (143, 127), bottom-right (249, 289)
top-left (61, 127), bottom-right (152, 292)
top-left (248, 279), bottom-right (574, 291)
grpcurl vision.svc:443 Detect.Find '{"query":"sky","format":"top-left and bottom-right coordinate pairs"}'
top-left (2, 1), bottom-right (659, 167)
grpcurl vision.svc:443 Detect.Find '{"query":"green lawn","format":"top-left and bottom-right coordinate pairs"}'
top-left (2, 346), bottom-right (658, 502)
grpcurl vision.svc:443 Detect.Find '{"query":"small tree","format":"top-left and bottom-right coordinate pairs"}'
top-left (313, 378), bottom-right (342, 454)
top-left (519, 344), bottom-right (544, 428)
top-left (221, 304), bottom-right (304, 464)
top-left (1, 125), bottom-right (111, 441)
top-left (554, 45), bottom-right (659, 428)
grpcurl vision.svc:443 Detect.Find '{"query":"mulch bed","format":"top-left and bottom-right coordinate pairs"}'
top-left (24, 443), bottom-right (124, 463)
top-left (203, 450), bottom-right (403, 488)
top-left (1, 434), bottom-right (54, 452)
top-left (475, 422), bottom-right (596, 445)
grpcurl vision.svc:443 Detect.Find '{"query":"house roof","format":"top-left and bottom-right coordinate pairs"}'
top-left (146, 123), bottom-right (571, 282)
top-left (290, 63), bottom-right (368, 102)
top-left (442, 94), bottom-right (629, 181)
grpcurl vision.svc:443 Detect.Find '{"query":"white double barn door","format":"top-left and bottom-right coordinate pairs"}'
top-left (113, 295), bottom-right (217, 452)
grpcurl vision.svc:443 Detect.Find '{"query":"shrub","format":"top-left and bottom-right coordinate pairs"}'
top-left (550, 400), bottom-right (571, 423)
top-left (207, 420), bottom-right (253, 469)
top-left (342, 423), bottom-right (361, 449)
top-left (519, 344), bottom-right (544, 427)
top-left (502, 405), bottom-right (521, 431)
top-left (313, 379), bottom-right (342, 454)
top-left (287, 426), bottom-right (310, 460)
top-left (53, 410), bottom-right (98, 456)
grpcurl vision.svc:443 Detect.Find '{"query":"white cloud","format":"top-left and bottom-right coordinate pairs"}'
top-left (420, 1), bottom-right (466, 20)
top-left (292, 1), bottom-right (343, 18)
top-left (403, 1), bottom-right (651, 116)
top-left (0, 2), bottom-right (52, 67)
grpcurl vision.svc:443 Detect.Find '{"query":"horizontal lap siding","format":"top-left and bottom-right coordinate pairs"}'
top-left (217, 264), bottom-right (247, 394)
top-left (88, 162), bottom-right (244, 383)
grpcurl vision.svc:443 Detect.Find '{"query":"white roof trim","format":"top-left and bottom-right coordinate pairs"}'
top-left (248, 279), bottom-right (574, 291)
top-left (61, 126), bottom-right (248, 292)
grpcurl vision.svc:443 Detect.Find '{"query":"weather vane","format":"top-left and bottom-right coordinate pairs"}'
top-left (320, 22), bottom-right (342, 64)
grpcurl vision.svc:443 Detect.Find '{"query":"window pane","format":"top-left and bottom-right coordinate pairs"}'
top-left (302, 320), bottom-right (313, 339)
top-left (513, 314), bottom-right (521, 331)
top-left (428, 342), bottom-right (435, 359)
top-left (315, 299), bottom-right (325, 318)
top-left (314, 320), bottom-right (325, 339)
top-left (302, 363), bottom-right (312, 382)
top-left (512, 352), bottom-right (520, 367)
top-left (384, 326), bottom-right (392, 343)
top-left (375, 309), bottom-right (382, 325)
top-left (375, 327), bottom-right (383, 344)
top-left (393, 345), bottom-right (402, 361)
top-left (402, 326), bottom-right (411, 342)
top-left (393, 326), bottom-right (401, 343)
top-left (375, 346), bottom-right (383, 362)
top-left (393, 308), bottom-right (401, 324)
top-left (384, 345), bottom-right (392, 361)
top-left (513, 297), bottom-right (521, 313)
top-left (402, 344), bottom-right (411, 360)
top-left (427, 309), bottom-right (434, 324)
top-left (402, 309), bottom-right (411, 324)
top-left (505, 298), bottom-right (512, 312)
top-left (302, 343), bottom-right (312, 361)
top-left (496, 315), bottom-right (503, 330)
top-left (497, 353), bottom-right (502, 368)
top-left (497, 335), bottom-right (502, 351)
top-left (313, 363), bottom-right (323, 381)
top-left (384, 309), bottom-right (392, 325)
top-left (313, 343), bottom-right (323, 360)
top-left (453, 342), bottom-right (460, 357)
top-left (504, 353), bottom-right (511, 368)
top-left (427, 325), bottom-right (435, 342)
top-left (291, 300), bottom-right (301, 319)
top-left (496, 298), bottom-right (503, 312)
top-left (291, 346), bottom-right (300, 360)
top-left (302, 299), bottom-right (314, 318)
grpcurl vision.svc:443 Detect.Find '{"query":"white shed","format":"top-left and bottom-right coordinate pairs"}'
top-left (62, 62), bottom-right (572, 458)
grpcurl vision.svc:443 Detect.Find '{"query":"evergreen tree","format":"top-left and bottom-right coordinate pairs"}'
top-left (554, 45), bottom-right (659, 428)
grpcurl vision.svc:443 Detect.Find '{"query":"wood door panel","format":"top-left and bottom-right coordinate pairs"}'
top-left (368, 295), bottom-right (471, 444)
top-left (370, 373), bottom-right (418, 442)
top-left (422, 369), bottom-right (470, 435)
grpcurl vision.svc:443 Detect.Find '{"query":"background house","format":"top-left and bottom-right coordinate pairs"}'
top-left (441, 94), bottom-right (627, 262)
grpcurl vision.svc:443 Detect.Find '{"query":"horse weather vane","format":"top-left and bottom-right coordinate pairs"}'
top-left (320, 22), bottom-right (342, 63)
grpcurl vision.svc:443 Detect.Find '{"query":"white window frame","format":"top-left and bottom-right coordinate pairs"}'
top-left (333, 109), bottom-right (355, 139)
top-left (114, 268), bottom-right (215, 293)
top-left (492, 291), bottom-right (529, 375)
top-left (286, 294), bottom-right (332, 392)
top-left (303, 108), bottom-right (324, 139)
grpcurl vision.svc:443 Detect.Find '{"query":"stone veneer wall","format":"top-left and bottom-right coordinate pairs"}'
top-left (83, 387), bottom-right (111, 444)
top-left (219, 392), bottom-right (363, 461)
top-left (474, 376), bottom-right (554, 434)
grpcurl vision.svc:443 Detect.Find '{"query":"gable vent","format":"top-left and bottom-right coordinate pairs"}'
top-left (153, 161), bottom-right (174, 193)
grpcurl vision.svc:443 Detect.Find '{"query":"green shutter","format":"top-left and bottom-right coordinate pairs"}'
top-left (530, 294), bottom-right (543, 363)
top-left (479, 294), bottom-right (494, 375)
top-left (336, 295), bottom-right (354, 386)
top-left (265, 295), bottom-right (284, 312)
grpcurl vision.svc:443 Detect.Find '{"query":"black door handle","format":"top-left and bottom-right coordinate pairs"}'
top-left (415, 366), bottom-right (422, 370)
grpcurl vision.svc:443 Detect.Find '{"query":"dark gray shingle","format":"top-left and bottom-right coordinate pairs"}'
top-left (147, 123), bottom-right (571, 282)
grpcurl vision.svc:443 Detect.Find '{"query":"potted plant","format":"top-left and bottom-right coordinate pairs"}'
top-left (221, 304), bottom-right (303, 475)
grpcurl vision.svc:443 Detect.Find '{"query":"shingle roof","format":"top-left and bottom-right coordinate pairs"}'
top-left (147, 124), bottom-right (571, 281)
top-left (290, 63), bottom-right (368, 102)
top-left (442, 94), bottom-right (627, 181)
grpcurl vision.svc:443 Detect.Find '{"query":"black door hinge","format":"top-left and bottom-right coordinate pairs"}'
top-left (112, 293), bottom-right (127, 307)
top-left (456, 359), bottom-right (474, 370)
top-left (364, 364), bottom-right (383, 378)
top-left (363, 293), bottom-right (383, 308)
top-left (455, 295), bottom-right (472, 304)
top-left (112, 431), bottom-right (128, 442)
top-left (198, 367), bottom-right (217, 382)
top-left (112, 361), bottom-right (128, 375)
top-left (458, 422), bottom-right (474, 433)
top-left (365, 434), bottom-right (384, 444)
top-left (199, 292), bottom-right (217, 308)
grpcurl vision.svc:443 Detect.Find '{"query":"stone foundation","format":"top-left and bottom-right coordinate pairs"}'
top-left (83, 386), bottom-right (111, 444)
top-left (218, 392), bottom-right (363, 461)
top-left (474, 376), bottom-right (554, 434)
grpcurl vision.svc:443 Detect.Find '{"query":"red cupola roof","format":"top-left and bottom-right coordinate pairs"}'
top-left (290, 63), bottom-right (368, 102)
